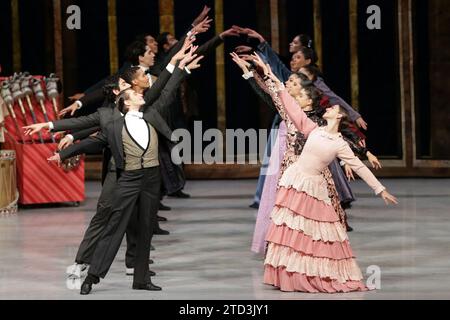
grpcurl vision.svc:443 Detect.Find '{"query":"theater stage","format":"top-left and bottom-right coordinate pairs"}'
top-left (0, 179), bottom-right (449, 300)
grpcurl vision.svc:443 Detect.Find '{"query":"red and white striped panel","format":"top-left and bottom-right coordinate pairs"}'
top-left (11, 143), bottom-right (85, 205)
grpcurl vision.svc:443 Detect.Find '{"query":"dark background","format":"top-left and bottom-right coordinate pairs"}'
top-left (0, 0), bottom-right (448, 162)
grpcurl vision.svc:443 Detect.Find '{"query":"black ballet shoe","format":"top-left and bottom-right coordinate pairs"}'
top-left (150, 245), bottom-right (155, 251)
top-left (168, 190), bottom-right (190, 198)
top-left (80, 274), bottom-right (99, 295)
top-left (132, 281), bottom-right (162, 291)
top-left (80, 282), bottom-right (92, 295)
top-left (346, 224), bottom-right (354, 232)
top-left (249, 202), bottom-right (259, 209)
top-left (154, 228), bottom-right (170, 235)
top-left (157, 215), bottom-right (168, 222)
top-left (159, 203), bottom-right (171, 211)
top-left (341, 201), bottom-right (353, 210)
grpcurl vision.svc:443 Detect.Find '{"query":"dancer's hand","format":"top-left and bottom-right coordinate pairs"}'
top-left (192, 17), bottom-right (213, 35)
top-left (179, 46), bottom-right (199, 70)
top-left (356, 117), bottom-right (368, 130)
top-left (381, 190), bottom-right (398, 205)
top-left (68, 93), bottom-right (85, 101)
top-left (233, 26), bottom-right (265, 43)
top-left (252, 53), bottom-right (281, 86)
top-left (220, 28), bottom-right (240, 39)
top-left (344, 164), bottom-right (355, 181)
top-left (250, 52), bottom-right (268, 73)
top-left (186, 55), bottom-right (204, 71)
top-left (230, 52), bottom-right (251, 74)
top-left (58, 135), bottom-right (74, 150)
top-left (59, 102), bottom-right (79, 117)
top-left (47, 152), bottom-right (62, 166)
top-left (367, 151), bottom-right (382, 170)
top-left (235, 45), bottom-right (253, 54)
top-left (192, 5), bottom-right (211, 27)
top-left (23, 122), bottom-right (50, 136)
top-left (171, 36), bottom-right (196, 64)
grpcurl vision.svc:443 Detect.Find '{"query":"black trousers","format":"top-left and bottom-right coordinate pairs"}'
top-left (75, 169), bottom-right (117, 264)
top-left (75, 166), bottom-right (163, 266)
top-left (88, 167), bottom-right (160, 284)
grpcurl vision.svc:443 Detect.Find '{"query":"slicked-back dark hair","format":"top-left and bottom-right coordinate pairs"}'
top-left (120, 66), bottom-right (141, 86)
top-left (125, 41), bottom-right (147, 65)
top-left (102, 75), bottom-right (120, 104)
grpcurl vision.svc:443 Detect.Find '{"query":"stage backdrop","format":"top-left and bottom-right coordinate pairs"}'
top-left (0, 0), bottom-right (449, 177)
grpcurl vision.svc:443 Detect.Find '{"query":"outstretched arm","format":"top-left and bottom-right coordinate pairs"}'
top-left (23, 112), bottom-right (101, 136)
top-left (58, 135), bottom-right (106, 162)
top-left (337, 141), bottom-right (397, 204)
top-left (145, 36), bottom-right (196, 104)
top-left (257, 41), bottom-right (292, 82)
top-left (229, 52), bottom-right (277, 112)
top-left (279, 90), bottom-right (317, 136)
top-left (232, 26), bottom-right (291, 82)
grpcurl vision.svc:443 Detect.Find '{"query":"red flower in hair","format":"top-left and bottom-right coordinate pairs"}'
top-left (319, 95), bottom-right (331, 109)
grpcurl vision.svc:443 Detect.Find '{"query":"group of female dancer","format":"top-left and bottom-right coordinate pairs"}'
top-left (230, 27), bottom-right (398, 293)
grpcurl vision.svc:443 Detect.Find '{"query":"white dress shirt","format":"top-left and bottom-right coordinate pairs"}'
top-left (124, 110), bottom-right (149, 150)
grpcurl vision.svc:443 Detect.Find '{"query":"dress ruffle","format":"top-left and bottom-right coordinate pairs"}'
top-left (278, 166), bottom-right (331, 205)
top-left (270, 206), bottom-right (348, 242)
top-left (264, 265), bottom-right (368, 293)
top-left (264, 243), bottom-right (364, 283)
top-left (265, 224), bottom-right (354, 260)
top-left (275, 187), bottom-right (339, 223)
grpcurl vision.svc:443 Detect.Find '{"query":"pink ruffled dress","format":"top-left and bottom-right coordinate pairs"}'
top-left (263, 90), bottom-right (385, 293)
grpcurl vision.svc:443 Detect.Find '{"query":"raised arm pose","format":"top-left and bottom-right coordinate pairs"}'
top-left (23, 48), bottom-right (202, 288)
top-left (260, 67), bottom-right (397, 293)
top-left (44, 51), bottom-right (203, 295)
top-left (231, 53), bottom-right (381, 255)
top-left (234, 26), bottom-right (368, 130)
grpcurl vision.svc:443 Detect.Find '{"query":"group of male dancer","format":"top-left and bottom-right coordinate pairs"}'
top-left (24, 6), bottom-right (242, 295)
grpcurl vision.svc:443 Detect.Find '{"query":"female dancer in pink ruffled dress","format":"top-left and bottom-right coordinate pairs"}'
top-left (262, 67), bottom-right (398, 293)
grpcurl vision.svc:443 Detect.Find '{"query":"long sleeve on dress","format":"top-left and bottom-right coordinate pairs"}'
top-left (246, 75), bottom-right (277, 112)
top-left (257, 41), bottom-right (292, 82)
top-left (337, 142), bottom-right (385, 194)
top-left (278, 90), bottom-right (317, 136)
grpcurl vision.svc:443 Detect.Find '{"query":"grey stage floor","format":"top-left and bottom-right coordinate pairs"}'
top-left (0, 178), bottom-right (449, 300)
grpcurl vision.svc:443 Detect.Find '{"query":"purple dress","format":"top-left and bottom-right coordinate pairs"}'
top-left (251, 121), bottom-right (287, 254)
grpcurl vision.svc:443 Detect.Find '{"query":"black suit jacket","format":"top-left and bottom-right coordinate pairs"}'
top-left (56, 67), bottom-right (186, 170)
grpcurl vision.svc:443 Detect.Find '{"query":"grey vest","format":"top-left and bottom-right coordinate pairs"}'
top-left (122, 123), bottom-right (159, 171)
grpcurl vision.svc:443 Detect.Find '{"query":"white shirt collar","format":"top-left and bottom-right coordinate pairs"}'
top-left (125, 110), bottom-right (143, 119)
